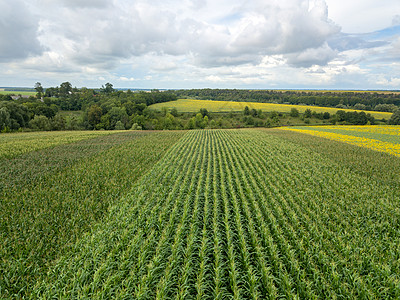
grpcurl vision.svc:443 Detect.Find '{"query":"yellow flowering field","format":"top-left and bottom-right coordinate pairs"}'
top-left (0, 131), bottom-right (119, 159)
top-left (150, 98), bottom-right (392, 119)
top-left (282, 125), bottom-right (400, 157)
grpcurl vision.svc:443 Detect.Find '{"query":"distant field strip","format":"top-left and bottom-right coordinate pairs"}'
top-left (150, 98), bottom-right (392, 119)
top-left (0, 131), bottom-right (117, 159)
top-left (35, 129), bottom-right (400, 299)
top-left (0, 90), bottom-right (36, 96)
top-left (283, 125), bottom-right (400, 157)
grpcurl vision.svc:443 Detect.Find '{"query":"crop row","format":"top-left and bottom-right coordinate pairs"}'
top-left (0, 130), bottom-right (116, 160)
top-left (34, 129), bottom-right (400, 299)
top-left (0, 131), bottom-right (184, 298)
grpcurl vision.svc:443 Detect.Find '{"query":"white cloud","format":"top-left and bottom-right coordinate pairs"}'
top-left (0, 0), bottom-right (44, 62)
top-left (285, 43), bottom-right (337, 67)
top-left (376, 77), bottom-right (400, 87)
top-left (1, 0), bottom-right (400, 89)
top-left (325, 0), bottom-right (400, 33)
top-left (119, 77), bottom-right (136, 82)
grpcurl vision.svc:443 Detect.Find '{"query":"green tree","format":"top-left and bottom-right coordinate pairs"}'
top-left (35, 104), bottom-right (57, 119)
top-left (101, 82), bottom-right (114, 94)
top-left (199, 108), bottom-right (209, 117)
top-left (59, 82), bottom-right (72, 97)
top-left (244, 106), bottom-right (250, 115)
top-left (323, 112), bottom-right (330, 119)
top-left (170, 107), bottom-right (178, 117)
top-left (114, 121), bottom-right (125, 130)
top-left (304, 109), bottom-right (312, 118)
top-left (108, 107), bottom-right (129, 129)
top-left (0, 107), bottom-right (11, 131)
top-left (389, 109), bottom-right (400, 125)
top-left (186, 117), bottom-right (196, 129)
top-left (29, 115), bottom-right (51, 131)
top-left (51, 114), bottom-right (66, 131)
top-left (0, 101), bottom-right (30, 129)
top-left (87, 104), bottom-right (102, 129)
top-left (290, 108), bottom-right (299, 117)
top-left (130, 123), bottom-right (142, 130)
top-left (34, 82), bottom-right (44, 99)
top-left (336, 110), bottom-right (346, 122)
top-left (195, 113), bottom-right (205, 129)
top-left (203, 115), bottom-right (209, 126)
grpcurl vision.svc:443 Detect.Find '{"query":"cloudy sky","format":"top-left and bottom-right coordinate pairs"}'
top-left (1, 0), bottom-right (400, 89)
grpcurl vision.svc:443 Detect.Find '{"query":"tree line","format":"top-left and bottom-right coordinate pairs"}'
top-left (0, 82), bottom-right (177, 132)
top-left (1, 84), bottom-right (400, 132)
top-left (174, 89), bottom-right (400, 112)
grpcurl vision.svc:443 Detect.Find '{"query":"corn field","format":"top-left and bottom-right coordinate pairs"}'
top-left (25, 129), bottom-right (400, 299)
top-left (0, 131), bottom-right (184, 298)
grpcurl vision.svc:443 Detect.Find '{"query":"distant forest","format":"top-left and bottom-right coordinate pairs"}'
top-left (174, 89), bottom-right (400, 112)
top-left (1, 84), bottom-right (400, 132)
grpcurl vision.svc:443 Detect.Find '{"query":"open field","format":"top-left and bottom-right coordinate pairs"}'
top-left (0, 90), bottom-right (36, 96)
top-left (2, 128), bottom-right (400, 298)
top-left (150, 98), bottom-right (393, 119)
top-left (283, 125), bottom-right (400, 157)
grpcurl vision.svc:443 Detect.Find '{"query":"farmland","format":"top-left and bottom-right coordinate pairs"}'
top-left (283, 125), bottom-right (400, 157)
top-left (150, 98), bottom-right (393, 120)
top-left (1, 128), bottom-right (400, 298)
top-left (1, 128), bottom-right (397, 299)
top-left (0, 131), bottom-right (185, 297)
top-left (0, 131), bottom-right (116, 159)
top-left (0, 90), bottom-right (36, 96)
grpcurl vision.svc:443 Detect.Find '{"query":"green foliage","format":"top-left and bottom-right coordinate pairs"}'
top-left (34, 82), bottom-right (43, 99)
top-left (335, 110), bottom-right (375, 125)
top-left (0, 107), bottom-right (11, 131)
top-left (51, 114), bottom-right (66, 131)
top-left (101, 82), bottom-right (114, 94)
top-left (114, 120), bottom-right (125, 130)
top-left (108, 107), bottom-right (129, 130)
top-left (29, 115), bottom-right (51, 131)
top-left (130, 123), bottom-right (142, 130)
top-left (29, 129), bottom-right (400, 299)
top-left (174, 88), bottom-right (400, 112)
top-left (290, 108), bottom-right (299, 117)
top-left (170, 107), bottom-right (178, 117)
top-left (389, 108), bottom-right (400, 125)
top-left (199, 108), bottom-right (209, 117)
top-left (304, 108), bottom-right (312, 118)
top-left (87, 104), bottom-right (102, 128)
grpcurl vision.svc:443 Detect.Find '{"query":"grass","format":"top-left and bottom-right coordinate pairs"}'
top-left (29, 129), bottom-right (400, 299)
top-left (150, 98), bottom-right (393, 119)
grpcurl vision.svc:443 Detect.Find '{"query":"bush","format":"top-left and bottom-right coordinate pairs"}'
top-left (29, 115), bottom-right (51, 131)
top-left (130, 123), bottom-right (142, 130)
top-left (289, 108), bottom-right (299, 117)
top-left (115, 121), bottom-right (125, 130)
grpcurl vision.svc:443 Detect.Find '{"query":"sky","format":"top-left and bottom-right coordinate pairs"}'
top-left (0, 0), bottom-right (400, 89)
